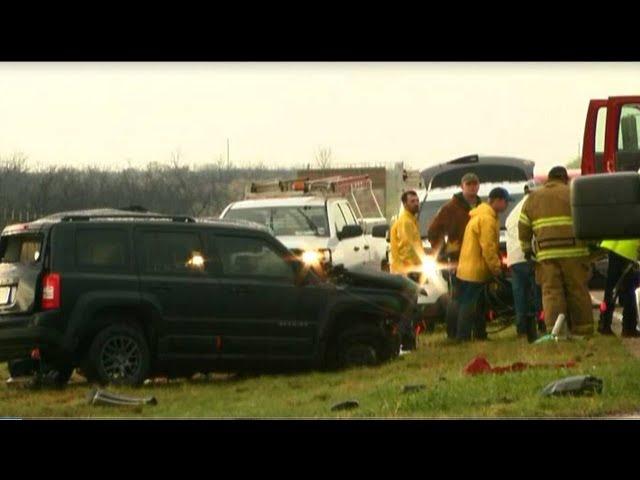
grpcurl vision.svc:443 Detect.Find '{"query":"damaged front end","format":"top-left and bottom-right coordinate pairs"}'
top-left (327, 265), bottom-right (425, 348)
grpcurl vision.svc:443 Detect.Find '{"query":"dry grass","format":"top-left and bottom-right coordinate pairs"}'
top-left (2, 325), bottom-right (640, 418)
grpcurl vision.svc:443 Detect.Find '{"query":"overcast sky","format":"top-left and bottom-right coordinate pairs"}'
top-left (0, 62), bottom-right (638, 174)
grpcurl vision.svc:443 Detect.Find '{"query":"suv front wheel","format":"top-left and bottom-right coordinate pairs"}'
top-left (336, 326), bottom-right (389, 369)
top-left (84, 323), bottom-right (151, 386)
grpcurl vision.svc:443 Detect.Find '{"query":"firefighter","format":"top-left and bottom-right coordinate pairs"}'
top-left (390, 190), bottom-right (425, 350)
top-left (427, 172), bottom-right (482, 339)
top-left (390, 190), bottom-right (425, 277)
top-left (518, 166), bottom-right (594, 336)
top-left (598, 239), bottom-right (640, 338)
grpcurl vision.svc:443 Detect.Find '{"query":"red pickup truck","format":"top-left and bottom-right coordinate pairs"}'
top-left (581, 96), bottom-right (640, 175)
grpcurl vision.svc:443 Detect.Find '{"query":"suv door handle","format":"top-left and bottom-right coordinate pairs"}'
top-left (354, 246), bottom-right (360, 252)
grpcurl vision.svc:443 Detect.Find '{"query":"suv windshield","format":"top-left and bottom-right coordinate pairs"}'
top-left (418, 193), bottom-right (524, 235)
top-left (0, 233), bottom-right (43, 264)
top-left (225, 206), bottom-right (329, 237)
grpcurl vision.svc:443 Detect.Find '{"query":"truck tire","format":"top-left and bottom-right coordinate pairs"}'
top-left (84, 323), bottom-right (151, 386)
top-left (335, 326), bottom-right (389, 369)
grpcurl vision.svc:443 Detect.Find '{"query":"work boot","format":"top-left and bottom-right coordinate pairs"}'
top-left (526, 316), bottom-right (538, 343)
top-left (598, 324), bottom-right (615, 336)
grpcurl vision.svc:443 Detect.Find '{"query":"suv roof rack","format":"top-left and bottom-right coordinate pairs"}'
top-left (24, 208), bottom-right (195, 224)
top-left (60, 213), bottom-right (195, 223)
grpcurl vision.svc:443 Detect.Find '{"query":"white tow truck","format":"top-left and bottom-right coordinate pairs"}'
top-left (219, 175), bottom-right (389, 272)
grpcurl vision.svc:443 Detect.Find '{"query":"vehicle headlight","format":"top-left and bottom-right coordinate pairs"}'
top-left (302, 250), bottom-right (322, 265)
top-left (422, 256), bottom-right (438, 277)
top-left (301, 249), bottom-right (332, 266)
top-left (419, 255), bottom-right (448, 295)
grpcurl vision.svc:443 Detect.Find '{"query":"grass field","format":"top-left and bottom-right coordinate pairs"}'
top-left (1, 326), bottom-right (640, 418)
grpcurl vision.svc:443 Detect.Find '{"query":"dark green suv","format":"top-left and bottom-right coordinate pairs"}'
top-left (0, 209), bottom-right (420, 385)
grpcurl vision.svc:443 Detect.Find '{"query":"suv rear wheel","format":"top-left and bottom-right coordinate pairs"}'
top-left (84, 323), bottom-right (151, 386)
top-left (336, 326), bottom-right (388, 369)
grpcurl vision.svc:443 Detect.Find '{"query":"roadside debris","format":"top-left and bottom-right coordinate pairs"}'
top-left (402, 384), bottom-right (426, 393)
top-left (463, 355), bottom-right (577, 375)
top-left (331, 400), bottom-right (360, 411)
top-left (143, 377), bottom-right (170, 386)
top-left (87, 389), bottom-right (158, 406)
top-left (541, 375), bottom-right (603, 397)
top-left (534, 314), bottom-right (569, 343)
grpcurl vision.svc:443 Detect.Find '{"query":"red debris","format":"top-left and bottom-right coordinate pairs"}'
top-left (599, 301), bottom-right (607, 313)
top-left (463, 355), bottom-right (577, 376)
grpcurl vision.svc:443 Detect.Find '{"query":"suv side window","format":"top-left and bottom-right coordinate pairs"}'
top-left (214, 235), bottom-right (294, 282)
top-left (330, 202), bottom-right (347, 235)
top-left (76, 228), bottom-right (130, 270)
top-left (138, 231), bottom-right (205, 276)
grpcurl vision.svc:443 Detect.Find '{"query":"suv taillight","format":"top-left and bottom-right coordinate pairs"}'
top-left (42, 273), bottom-right (61, 310)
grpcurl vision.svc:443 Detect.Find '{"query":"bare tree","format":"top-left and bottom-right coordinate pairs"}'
top-left (315, 147), bottom-right (333, 169)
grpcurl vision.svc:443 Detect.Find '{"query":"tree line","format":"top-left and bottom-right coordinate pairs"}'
top-left (0, 153), bottom-right (294, 226)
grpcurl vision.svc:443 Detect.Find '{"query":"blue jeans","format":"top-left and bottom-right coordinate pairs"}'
top-left (446, 275), bottom-right (460, 339)
top-left (456, 280), bottom-right (487, 341)
top-left (511, 262), bottom-right (542, 334)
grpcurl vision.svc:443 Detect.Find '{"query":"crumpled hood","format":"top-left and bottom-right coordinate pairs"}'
top-left (339, 267), bottom-right (420, 296)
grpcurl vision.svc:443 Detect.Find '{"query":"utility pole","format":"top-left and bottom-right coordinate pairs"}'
top-left (227, 138), bottom-right (230, 167)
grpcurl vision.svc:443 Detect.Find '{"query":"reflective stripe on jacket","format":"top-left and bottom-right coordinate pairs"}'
top-left (518, 179), bottom-right (588, 261)
top-left (390, 208), bottom-right (423, 274)
top-left (600, 239), bottom-right (640, 262)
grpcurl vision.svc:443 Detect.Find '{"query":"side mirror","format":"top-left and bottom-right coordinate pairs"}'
top-left (572, 173), bottom-right (640, 239)
top-left (337, 224), bottom-right (363, 240)
top-left (371, 224), bottom-right (390, 238)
